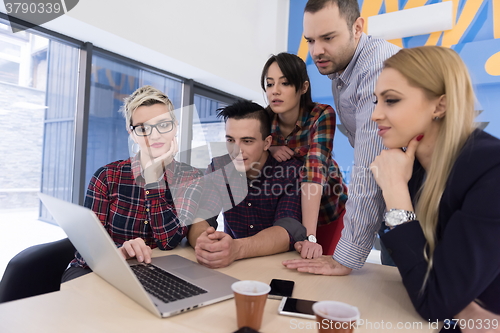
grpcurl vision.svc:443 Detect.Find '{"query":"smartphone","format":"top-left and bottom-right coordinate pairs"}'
top-left (269, 279), bottom-right (294, 300)
top-left (278, 297), bottom-right (317, 320)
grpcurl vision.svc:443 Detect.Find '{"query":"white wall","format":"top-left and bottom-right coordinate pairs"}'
top-left (1, 0), bottom-right (290, 104)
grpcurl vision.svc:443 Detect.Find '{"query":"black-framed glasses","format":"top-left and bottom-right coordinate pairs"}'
top-left (130, 120), bottom-right (175, 136)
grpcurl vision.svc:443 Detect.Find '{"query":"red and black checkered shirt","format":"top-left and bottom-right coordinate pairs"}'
top-left (270, 103), bottom-right (348, 226)
top-left (71, 157), bottom-right (204, 268)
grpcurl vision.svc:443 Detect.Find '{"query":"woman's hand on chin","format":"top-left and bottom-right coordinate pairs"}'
top-left (370, 135), bottom-right (422, 192)
top-left (143, 137), bottom-right (178, 182)
top-left (370, 135), bottom-right (422, 210)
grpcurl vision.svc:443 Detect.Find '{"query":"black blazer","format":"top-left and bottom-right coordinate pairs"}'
top-left (381, 129), bottom-right (500, 321)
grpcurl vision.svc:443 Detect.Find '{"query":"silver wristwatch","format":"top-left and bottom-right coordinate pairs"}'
top-left (307, 234), bottom-right (317, 243)
top-left (384, 209), bottom-right (416, 228)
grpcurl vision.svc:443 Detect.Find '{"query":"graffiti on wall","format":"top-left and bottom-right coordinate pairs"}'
top-left (289, 0), bottom-right (500, 181)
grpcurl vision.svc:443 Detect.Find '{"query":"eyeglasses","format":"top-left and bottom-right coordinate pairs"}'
top-left (130, 120), bottom-right (175, 136)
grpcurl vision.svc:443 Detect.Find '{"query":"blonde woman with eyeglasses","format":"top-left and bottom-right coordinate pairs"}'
top-left (62, 85), bottom-right (204, 282)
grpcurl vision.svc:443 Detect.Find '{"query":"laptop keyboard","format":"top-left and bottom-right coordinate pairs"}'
top-left (131, 264), bottom-right (207, 303)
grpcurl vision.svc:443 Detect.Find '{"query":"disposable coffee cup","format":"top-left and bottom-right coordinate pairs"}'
top-left (312, 301), bottom-right (360, 333)
top-left (231, 280), bottom-right (271, 331)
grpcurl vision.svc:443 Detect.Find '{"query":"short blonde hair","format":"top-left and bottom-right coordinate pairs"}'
top-left (120, 85), bottom-right (176, 128)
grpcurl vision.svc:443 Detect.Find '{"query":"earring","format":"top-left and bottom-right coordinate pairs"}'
top-left (433, 116), bottom-right (440, 121)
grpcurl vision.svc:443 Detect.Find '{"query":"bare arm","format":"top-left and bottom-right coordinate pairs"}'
top-left (298, 182), bottom-right (323, 258)
top-left (234, 226), bottom-right (290, 260)
top-left (300, 183), bottom-right (323, 236)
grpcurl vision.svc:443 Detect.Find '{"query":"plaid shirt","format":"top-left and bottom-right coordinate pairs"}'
top-left (270, 103), bottom-right (348, 226)
top-left (197, 153), bottom-right (303, 246)
top-left (71, 157), bottom-right (204, 268)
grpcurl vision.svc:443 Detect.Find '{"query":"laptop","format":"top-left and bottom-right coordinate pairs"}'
top-left (38, 193), bottom-right (239, 318)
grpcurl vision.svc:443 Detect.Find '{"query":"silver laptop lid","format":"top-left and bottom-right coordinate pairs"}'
top-left (39, 193), bottom-right (160, 316)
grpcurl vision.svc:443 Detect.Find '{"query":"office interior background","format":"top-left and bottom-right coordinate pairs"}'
top-left (0, 0), bottom-right (498, 278)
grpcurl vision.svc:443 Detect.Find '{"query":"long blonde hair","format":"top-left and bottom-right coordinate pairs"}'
top-left (384, 46), bottom-right (476, 287)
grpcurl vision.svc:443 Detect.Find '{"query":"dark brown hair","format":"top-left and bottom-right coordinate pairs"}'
top-left (261, 52), bottom-right (315, 114)
top-left (217, 101), bottom-right (271, 139)
top-left (304, 0), bottom-right (360, 29)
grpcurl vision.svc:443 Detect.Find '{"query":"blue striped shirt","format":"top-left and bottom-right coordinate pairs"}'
top-left (329, 33), bottom-right (400, 269)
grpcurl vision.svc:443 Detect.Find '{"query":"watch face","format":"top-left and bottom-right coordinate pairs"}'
top-left (385, 210), bottom-right (402, 226)
top-left (307, 235), bottom-right (317, 243)
top-left (385, 210), bottom-right (415, 227)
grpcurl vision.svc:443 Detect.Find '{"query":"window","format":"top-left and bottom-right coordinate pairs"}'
top-left (0, 14), bottom-right (243, 222)
top-left (190, 94), bottom-right (228, 169)
top-left (0, 19), bottom-right (80, 225)
top-left (189, 86), bottom-right (239, 169)
top-left (0, 58), bottom-right (19, 84)
top-left (0, 24), bottom-right (47, 88)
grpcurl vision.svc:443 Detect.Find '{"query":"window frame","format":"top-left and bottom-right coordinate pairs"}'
top-left (0, 12), bottom-right (243, 209)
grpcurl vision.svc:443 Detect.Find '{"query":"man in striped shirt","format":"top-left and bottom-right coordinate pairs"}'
top-left (188, 101), bottom-right (306, 269)
top-left (284, 0), bottom-right (400, 274)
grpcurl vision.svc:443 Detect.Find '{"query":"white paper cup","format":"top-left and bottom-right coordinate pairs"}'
top-left (231, 280), bottom-right (271, 330)
top-left (231, 280), bottom-right (271, 296)
top-left (312, 301), bottom-right (360, 333)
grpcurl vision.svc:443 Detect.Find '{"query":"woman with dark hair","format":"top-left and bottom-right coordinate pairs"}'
top-left (261, 52), bottom-right (348, 258)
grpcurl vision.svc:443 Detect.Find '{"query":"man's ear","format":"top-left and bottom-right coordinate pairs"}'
top-left (353, 17), bottom-right (364, 39)
top-left (433, 94), bottom-right (447, 119)
top-left (264, 135), bottom-right (272, 151)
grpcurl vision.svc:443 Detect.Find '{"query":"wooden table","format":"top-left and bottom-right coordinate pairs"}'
top-left (0, 243), bottom-right (435, 332)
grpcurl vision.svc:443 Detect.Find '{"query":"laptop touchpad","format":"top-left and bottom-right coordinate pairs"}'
top-left (173, 266), bottom-right (216, 280)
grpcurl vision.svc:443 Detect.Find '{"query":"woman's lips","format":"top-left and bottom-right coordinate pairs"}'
top-left (377, 126), bottom-right (391, 136)
top-left (150, 142), bottom-right (165, 148)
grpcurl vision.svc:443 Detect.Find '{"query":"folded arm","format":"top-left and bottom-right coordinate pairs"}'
top-left (193, 217), bottom-right (305, 269)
